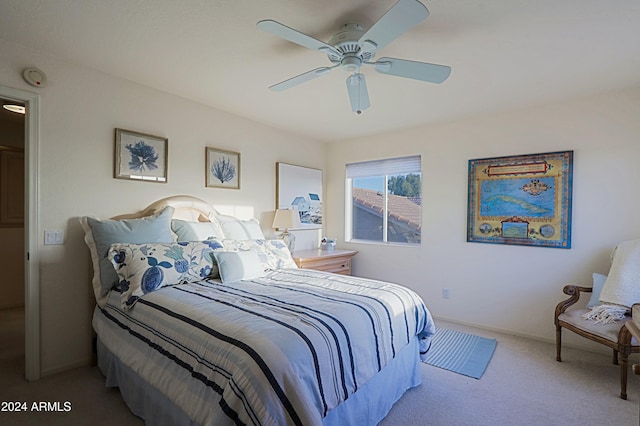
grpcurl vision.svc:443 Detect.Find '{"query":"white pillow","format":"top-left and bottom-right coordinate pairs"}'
top-left (172, 219), bottom-right (224, 241)
top-left (214, 250), bottom-right (266, 283)
top-left (210, 239), bottom-right (298, 270)
top-left (215, 215), bottom-right (265, 240)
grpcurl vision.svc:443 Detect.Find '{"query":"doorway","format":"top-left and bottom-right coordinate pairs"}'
top-left (0, 96), bottom-right (26, 383)
top-left (0, 85), bottom-right (40, 381)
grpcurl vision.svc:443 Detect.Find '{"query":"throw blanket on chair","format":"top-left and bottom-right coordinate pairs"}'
top-left (583, 239), bottom-right (640, 324)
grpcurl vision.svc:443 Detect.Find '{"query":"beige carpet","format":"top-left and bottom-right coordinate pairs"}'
top-left (1, 308), bottom-right (638, 425)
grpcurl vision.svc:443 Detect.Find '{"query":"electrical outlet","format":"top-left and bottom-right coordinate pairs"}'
top-left (442, 288), bottom-right (450, 299)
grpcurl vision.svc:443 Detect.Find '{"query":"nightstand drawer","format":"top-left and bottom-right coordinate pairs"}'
top-left (293, 249), bottom-right (358, 276)
top-left (299, 256), bottom-right (352, 274)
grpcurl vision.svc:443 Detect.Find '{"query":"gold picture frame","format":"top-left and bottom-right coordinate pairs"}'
top-left (276, 162), bottom-right (322, 229)
top-left (467, 150), bottom-right (573, 248)
top-left (114, 128), bottom-right (168, 183)
top-left (206, 147), bottom-right (240, 189)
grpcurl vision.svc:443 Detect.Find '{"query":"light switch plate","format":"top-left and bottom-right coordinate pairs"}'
top-left (44, 229), bottom-right (64, 245)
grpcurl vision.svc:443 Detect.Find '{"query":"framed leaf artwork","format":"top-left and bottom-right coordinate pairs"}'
top-left (206, 147), bottom-right (240, 189)
top-left (114, 128), bottom-right (168, 183)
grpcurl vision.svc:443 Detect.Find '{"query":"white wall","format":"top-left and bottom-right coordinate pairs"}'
top-left (0, 39), bottom-right (326, 375)
top-left (326, 87), bottom-right (640, 349)
top-left (3, 32), bottom-right (639, 374)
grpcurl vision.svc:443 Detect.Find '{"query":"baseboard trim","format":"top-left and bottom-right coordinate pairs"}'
top-left (40, 357), bottom-right (93, 378)
top-left (432, 314), bottom-right (615, 357)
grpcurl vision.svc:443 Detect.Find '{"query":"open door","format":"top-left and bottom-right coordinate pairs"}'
top-left (0, 85), bottom-right (40, 381)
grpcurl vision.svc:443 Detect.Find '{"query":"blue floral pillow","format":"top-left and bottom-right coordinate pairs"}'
top-left (108, 240), bottom-right (223, 309)
top-left (80, 206), bottom-right (174, 308)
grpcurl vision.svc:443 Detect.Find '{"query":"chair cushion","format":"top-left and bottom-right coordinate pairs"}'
top-left (559, 308), bottom-right (638, 345)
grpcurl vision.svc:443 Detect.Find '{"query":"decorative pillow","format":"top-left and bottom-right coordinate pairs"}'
top-left (214, 215), bottom-right (265, 240)
top-left (80, 206), bottom-right (174, 308)
top-left (212, 239), bottom-right (298, 270)
top-left (171, 219), bottom-right (224, 241)
top-left (587, 272), bottom-right (608, 308)
top-left (108, 240), bottom-right (224, 309)
top-left (214, 250), bottom-right (266, 283)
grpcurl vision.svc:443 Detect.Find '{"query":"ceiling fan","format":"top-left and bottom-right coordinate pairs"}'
top-left (257, 0), bottom-right (451, 114)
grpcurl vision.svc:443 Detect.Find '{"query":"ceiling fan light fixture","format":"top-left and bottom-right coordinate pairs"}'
top-left (346, 73), bottom-right (370, 114)
top-left (341, 56), bottom-right (362, 73)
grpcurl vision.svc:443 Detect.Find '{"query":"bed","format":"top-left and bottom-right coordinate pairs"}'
top-left (81, 195), bottom-right (435, 426)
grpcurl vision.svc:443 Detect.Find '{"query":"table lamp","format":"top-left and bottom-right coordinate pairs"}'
top-left (272, 209), bottom-right (300, 252)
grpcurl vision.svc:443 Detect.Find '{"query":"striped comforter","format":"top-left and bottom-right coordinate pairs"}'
top-left (94, 268), bottom-right (435, 426)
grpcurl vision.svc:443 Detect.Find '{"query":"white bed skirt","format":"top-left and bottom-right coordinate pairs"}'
top-left (97, 335), bottom-right (422, 425)
top-left (323, 336), bottom-right (422, 425)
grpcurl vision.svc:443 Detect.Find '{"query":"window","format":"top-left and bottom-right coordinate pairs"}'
top-left (345, 156), bottom-right (421, 244)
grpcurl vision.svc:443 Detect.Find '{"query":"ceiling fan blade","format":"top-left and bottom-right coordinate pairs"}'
top-left (373, 57), bottom-right (451, 83)
top-left (269, 66), bottom-right (337, 92)
top-left (346, 73), bottom-right (371, 114)
top-left (358, 0), bottom-right (429, 54)
top-left (257, 20), bottom-right (341, 57)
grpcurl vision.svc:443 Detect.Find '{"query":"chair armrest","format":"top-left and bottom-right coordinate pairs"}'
top-left (555, 284), bottom-right (593, 319)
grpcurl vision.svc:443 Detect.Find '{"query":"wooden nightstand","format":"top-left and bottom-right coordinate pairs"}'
top-left (293, 249), bottom-right (358, 275)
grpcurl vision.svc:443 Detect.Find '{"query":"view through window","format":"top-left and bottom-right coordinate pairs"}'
top-left (346, 156), bottom-right (421, 244)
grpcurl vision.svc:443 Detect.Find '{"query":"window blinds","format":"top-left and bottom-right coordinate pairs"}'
top-left (345, 155), bottom-right (421, 178)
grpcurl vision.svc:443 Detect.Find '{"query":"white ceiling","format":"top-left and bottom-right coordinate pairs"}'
top-left (1, 0), bottom-right (639, 142)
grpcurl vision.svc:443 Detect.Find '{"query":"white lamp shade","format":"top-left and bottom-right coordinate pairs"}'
top-left (272, 209), bottom-right (300, 230)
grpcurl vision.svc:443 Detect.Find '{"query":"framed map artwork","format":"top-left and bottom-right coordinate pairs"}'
top-left (467, 151), bottom-right (573, 248)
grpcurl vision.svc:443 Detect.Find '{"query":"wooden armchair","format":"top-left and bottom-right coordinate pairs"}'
top-left (555, 284), bottom-right (639, 399)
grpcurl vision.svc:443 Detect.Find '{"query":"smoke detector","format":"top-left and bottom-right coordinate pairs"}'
top-left (22, 67), bottom-right (48, 88)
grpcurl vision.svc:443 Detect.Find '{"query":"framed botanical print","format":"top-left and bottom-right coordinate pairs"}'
top-left (114, 128), bottom-right (167, 183)
top-left (206, 147), bottom-right (240, 189)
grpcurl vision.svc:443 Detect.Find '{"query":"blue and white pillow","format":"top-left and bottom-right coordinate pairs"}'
top-left (108, 240), bottom-right (223, 309)
top-left (80, 206), bottom-right (175, 308)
